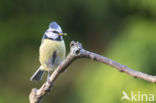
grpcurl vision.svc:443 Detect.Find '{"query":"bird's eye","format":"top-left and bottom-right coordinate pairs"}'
top-left (53, 30), bottom-right (59, 34)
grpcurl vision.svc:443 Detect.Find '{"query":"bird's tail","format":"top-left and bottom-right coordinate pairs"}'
top-left (30, 67), bottom-right (45, 81)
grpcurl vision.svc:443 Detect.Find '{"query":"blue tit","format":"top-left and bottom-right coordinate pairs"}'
top-left (30, 22), bottom-right (67, 82)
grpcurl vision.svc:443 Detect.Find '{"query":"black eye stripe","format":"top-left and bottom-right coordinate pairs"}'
top-left (53, 30), bottom-right (59, 34)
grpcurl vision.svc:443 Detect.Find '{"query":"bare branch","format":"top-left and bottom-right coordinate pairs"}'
top-left (29, 41), bottom-right (156, 103)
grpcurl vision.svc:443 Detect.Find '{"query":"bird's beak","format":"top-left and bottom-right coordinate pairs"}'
top-left (59, 33), bottom-right (67, 36)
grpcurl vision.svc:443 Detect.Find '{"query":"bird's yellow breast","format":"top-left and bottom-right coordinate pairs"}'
top-left (39, 39), bottom-right (66, 70)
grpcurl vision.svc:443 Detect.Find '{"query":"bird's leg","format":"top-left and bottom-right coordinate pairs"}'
top-left (46, 70), bottom-right (50, 83)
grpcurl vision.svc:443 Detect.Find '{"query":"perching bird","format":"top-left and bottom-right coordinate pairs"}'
top-left (30, 22), bottom-right (66, 82)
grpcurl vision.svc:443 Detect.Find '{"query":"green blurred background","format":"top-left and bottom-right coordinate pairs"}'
top-left (0, 0), bottom-right (156, 103)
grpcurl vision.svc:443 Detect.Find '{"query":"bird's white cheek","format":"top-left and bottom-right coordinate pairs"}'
top-left (46, 32), bottom-right (53, 38)
top-left (46, 32), bottom-right (58, 39)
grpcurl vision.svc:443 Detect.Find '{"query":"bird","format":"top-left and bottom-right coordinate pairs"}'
top-left (30, 22), bottom-right (67, 82)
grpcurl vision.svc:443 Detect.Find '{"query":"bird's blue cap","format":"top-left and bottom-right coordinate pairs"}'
top-left (49, 22), bottom-right (60, 29)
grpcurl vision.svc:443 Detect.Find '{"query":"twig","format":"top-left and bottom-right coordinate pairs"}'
top-left (29, 41), bottom-right (156, 103)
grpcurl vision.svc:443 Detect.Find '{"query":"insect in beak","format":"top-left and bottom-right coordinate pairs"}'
top-left (59, 33), bottom-right (67, 36)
